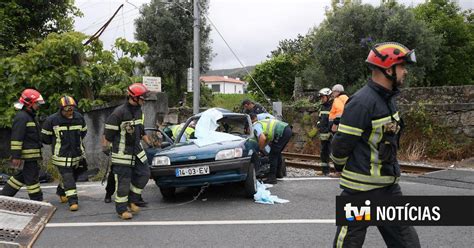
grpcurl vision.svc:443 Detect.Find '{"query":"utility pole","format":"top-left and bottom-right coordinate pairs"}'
top-left (192, 0), bottom-right (200, 114)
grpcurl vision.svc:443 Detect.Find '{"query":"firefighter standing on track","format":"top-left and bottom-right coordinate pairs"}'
top-left (1, 89), bottom-right (45, 201)
top-left (329, 84), bottom-right (349, 133)
top-left (331, 42), bottom-right (420, 247)
top-left (317, 88), bottom-right (333, 176)
top-left (41, 96), bottom-right (87, 211)
top-left (102, 83), bottom-right (152, 220)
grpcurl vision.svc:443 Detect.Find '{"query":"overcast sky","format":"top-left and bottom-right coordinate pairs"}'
top-left (74, 0), bottom-right (473, 70)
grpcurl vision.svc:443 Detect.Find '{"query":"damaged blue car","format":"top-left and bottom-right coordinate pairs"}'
top-left (145, 108), bottom-right (286, 199)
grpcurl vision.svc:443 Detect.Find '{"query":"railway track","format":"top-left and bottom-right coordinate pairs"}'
top-left (282, 152), bottom-right (445, 174)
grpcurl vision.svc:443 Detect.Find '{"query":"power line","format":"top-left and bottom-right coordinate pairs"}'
top-left (83, 4), bottom-right (125, 46)
top-left (79, 7), bottom-right (138, 33)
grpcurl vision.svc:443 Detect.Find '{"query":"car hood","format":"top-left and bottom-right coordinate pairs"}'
top-left (154, 139), bottom-right (248, 163)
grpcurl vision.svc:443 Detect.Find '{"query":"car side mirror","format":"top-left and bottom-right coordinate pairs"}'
top-left (161, 142), bottom-right (171, 149)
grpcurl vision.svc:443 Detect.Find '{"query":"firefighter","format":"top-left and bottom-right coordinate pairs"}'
top-left (103, 83), bottom-right (152, 220)
top-left (169, 121), bottom-right (195, 142)
top-left (41, 96), bottom-right (86, 211)
top-left (331, 42), bottom-right (420, 247)
top-left (329, 84), bottom-right (349, 133)
top-left (251, 114), bottom-right (292, 184)
top-left (317, 88), bottom-right (333, 176)
top-left (241, 99), bottom-right (267, 115)
top-left (1, 89), bottom-right (45, 201)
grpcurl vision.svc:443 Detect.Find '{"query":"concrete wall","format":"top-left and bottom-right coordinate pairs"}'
top-left (0, 93), bottom-right (169, 170)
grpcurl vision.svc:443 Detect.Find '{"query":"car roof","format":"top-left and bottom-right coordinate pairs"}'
top-left (192, 108), bottom-right (246, 118)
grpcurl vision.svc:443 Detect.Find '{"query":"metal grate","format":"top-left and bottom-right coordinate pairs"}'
top-left (0, 198), bottom-right (41, 214)
top-left (0, 228), bottom-right (21, 242)
top-left (0, 196), bottom-right (56, 247)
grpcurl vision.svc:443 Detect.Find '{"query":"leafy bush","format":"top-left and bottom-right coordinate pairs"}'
top-left (400, 102), bottom-right (473, 160)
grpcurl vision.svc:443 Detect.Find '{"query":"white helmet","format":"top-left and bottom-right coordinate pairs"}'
top-left (332, 84), bottom-right (344, 92)
top-left (318, 88), bottom-right (332, 97)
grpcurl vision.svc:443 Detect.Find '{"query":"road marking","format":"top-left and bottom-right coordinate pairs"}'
top-left (46, 219), bottom-right (336, 227)
top-left (0, 183), bottom-right (103, 190)
top-left (279, 177), bottom-right (339, 181)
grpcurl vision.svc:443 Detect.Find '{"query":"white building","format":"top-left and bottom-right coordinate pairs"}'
top-left (201, 76), bottom-right (245, 94)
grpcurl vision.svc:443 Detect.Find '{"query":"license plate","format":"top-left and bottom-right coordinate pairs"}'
top-left (175, 166), bottom-right (210, 177)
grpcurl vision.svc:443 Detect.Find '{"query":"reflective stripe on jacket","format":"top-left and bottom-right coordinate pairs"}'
top-left (330, 79), bottom-right (402, 192)
top-left (10, 110), bottom-right (42, 160)
top-left (170, 124), bottom-right (194, 142)
top-left (318, 99), bottom-right (333, 140)
top-left (104, 103), bottom-right (146, 166)
top-left (41, 111), bottom-right (87, 167)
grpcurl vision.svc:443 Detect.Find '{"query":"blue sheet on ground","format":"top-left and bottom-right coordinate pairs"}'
top-left (253, 181), bottom-right (289, 204)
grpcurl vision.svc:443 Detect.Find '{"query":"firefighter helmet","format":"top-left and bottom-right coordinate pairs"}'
top-left (366, 42), bottom-right (416, 69)
top-left (59, 95), bottom-right (77, 109)
top-left (127, 83), bottom-right (148, 98)
top-left (318, 88), bottom-right (332, 97)
top-left (17, 89), bottom-right (45, 108)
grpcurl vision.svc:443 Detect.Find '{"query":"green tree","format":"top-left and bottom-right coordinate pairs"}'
top-left (245, 54), bottom-right (300, 102)
top-left (0, 0), bottom-right (81, 57)
top-left (135, 0), bottom-right (213, 105)
top-left (413, 0), bottom-right (474, 86)
top-left (0, 32), bottom-right (148, 128)
top-left (306, 2), bottom-right (441, 90)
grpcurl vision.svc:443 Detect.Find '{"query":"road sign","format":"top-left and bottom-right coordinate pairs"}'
top-left (143, 76), bottom-right (161, 92)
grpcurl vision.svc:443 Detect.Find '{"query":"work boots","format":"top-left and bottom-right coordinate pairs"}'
top-left (129, 203), bottom-right (140, 213)
top-left (69, 203), bottom-right (79, 211)
top-left (263, 174), bottom-right (277, 184)
top-left (59, 195), bottom-right (68, 203)
top-left (119, 211), bottom-right (133, 220)
top-left (104, 194), bottom-right (112, 203)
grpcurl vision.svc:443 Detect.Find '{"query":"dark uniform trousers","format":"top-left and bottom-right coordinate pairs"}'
top-left (1, 160), bottom-right (43, 201)
top-left (333, 184), bottom-right (421, 248)
top-left (269, 126), bottom-right (292, 176)
top-left (55, 160), bottom-right (87, 205)
top-left (113, 157), bottom-right (150, 214)
top-left (105, 165), bottom-right (116, 197)
top-left (320, 137), bottom-right (332, 175)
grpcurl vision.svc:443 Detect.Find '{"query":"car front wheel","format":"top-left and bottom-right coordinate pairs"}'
top-left (159, 186), bottom-right (176, 199)
top-left (244, 162), bottom-right (257, 198)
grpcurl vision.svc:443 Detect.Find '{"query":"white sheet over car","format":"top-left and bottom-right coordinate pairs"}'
top-left (193, 108), bottom-right (244, 147)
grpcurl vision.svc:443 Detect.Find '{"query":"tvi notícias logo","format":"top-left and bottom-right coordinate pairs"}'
top-left (345, 200), bottom-right (371, 221)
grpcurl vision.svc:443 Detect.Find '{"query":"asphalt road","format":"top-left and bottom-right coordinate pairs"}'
top-left (8, 172), bottom-right (474, 247)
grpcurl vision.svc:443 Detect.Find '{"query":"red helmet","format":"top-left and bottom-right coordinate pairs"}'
top-left (366, 42), bottom-right (416, 69)
top-left (18, 89), bottom-right (45, 108)
top-left (127, 83), bottom-right (148, 98)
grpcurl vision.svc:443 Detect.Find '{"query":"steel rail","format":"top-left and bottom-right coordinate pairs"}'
top-left (282, 152), bottom-right (444, 174)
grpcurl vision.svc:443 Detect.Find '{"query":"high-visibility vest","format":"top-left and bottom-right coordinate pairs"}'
top-left (256, 119), bottom-right (288, 142)
top-left (329, 95), bottom-right (349, 122)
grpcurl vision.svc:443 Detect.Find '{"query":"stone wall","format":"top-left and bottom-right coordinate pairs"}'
top-left (0, 93), bottom-right (168, 170)
top-left (398, 85), bottom-right (474, 104)
top-left (285, 85), bottom-right (474, 152)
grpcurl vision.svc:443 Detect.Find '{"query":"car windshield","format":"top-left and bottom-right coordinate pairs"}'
top-left (176, 114), bottom-right (251, 144)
